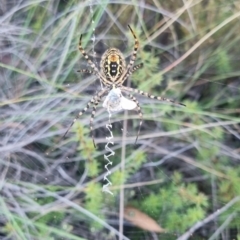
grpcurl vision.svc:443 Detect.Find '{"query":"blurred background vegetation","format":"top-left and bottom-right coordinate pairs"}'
top-left (1, 0), bottom-right (240, 239)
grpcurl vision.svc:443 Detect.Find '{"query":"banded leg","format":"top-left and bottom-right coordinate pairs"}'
top-left (77, 69), bottom-right (94, 74)
top-left (127, 94), bottom-right (143, 144)
top-left (127, 25), bottom-right (139, 70)
top-left (63, 89), bottom-right (107, 138)
top-left (130, 63), bottom-right (143, 74)
top-left (79, 35), bottom-right (103, 80)
top-left (90, 95), bottom-right (103, 148)
top-left (116, 25), bottom-right (139, 85)
top-left (121, 86), bottom-right (186, 107)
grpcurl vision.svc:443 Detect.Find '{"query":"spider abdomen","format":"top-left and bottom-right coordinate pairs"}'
top-left (100, 48), bottom-right (126, 83)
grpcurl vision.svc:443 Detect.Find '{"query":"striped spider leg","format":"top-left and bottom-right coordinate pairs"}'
top-left (114, 25), bottom-right (139, 86)
top-left (121, 86), bottom-right (185, 107)
top-left (119, 87), bottom-right (185, 143)
top-left (78, 34), bottom-right (104, 81)
top-left (63, 89), bottom-right (107, 139)
top-left (126, 94), bottom-right (143, 144)
top-left (89, 94), bottom-right (104, 148)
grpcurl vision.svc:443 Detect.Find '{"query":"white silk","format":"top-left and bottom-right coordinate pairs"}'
top-left (103, 88), bottom-right (137, 112)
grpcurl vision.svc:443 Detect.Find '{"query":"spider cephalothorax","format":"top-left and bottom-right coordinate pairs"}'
top-left (64, 25), bottom-right (185, 147)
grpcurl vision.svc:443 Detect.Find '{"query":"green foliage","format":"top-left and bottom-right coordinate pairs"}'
top-left (215, 50), bottom-right (232, 75)
top-left (131, 50), bottom-right (163, 92)
top-left (31, 197), bottom-right (65, 226)
top-left (35, 210), bottom-right (65, 237)
top-left (85, 183), bottom-right (105, 230)
top-left (162, 118), bottom-right (182, 132)
top-left (219, 167), bottom-right (240, 202)
top-left (74, 122), bottom-right (101, 177)
top-left (110, 170), bottom-right (125, 186)
top-left (87, 158), bottom-right (101, 177)
top-left (196, 144), bottom-right (220, 162)
top-left (216, 167), bottom-right (240, 231)
top-left (110, 150), bottom-right (146, 191)
top-left (137, 173), bottom-right (208, 233)
top-left (126, 150), bottom-right (147, 175)
top-left (212, 126), bottom-right (224, 140)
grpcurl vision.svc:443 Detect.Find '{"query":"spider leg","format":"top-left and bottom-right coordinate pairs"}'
top-left (127, 94), bottom-right (143, 144)
top-left (116, 25), bottom-right (139, 86)
top-left (63, 89), bottom-right (107, 138)
top-left (121, 86), bottom-right (186, 107)
top-left (127, 25), bottom-right (139, 70)
top-left (131, 63), bottom-right (143, 74)
top-left (77, 69), bottom-right (94, 74)
top-left (79, 35), bottom-right (103, 80)
top-left (90, 95), bottom-right (103, 148)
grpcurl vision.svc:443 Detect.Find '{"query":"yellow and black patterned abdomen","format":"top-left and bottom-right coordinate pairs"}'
top-left (100, 48), bottom-right (126, 84)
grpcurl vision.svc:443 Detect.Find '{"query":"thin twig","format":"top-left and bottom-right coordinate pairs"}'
top-left (208, 213), bottom-right (237, 240)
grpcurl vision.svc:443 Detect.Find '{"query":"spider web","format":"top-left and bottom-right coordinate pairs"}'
top-left (102, 88), bottom-right (137, 195)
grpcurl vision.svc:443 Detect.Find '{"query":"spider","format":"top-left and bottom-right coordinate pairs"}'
top-left (64, 25), bottom-right (185, 147)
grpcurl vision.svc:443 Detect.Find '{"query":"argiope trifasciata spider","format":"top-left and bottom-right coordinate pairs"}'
top-left (64, 25), bottom-right (185, 147)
